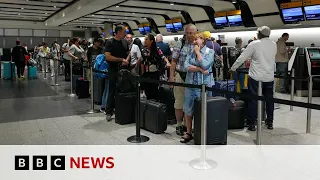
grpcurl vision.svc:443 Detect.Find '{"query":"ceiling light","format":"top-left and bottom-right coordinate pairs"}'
top-left (116, 5), bottom-right (119, 8)
top-left (76, 20), bottom-right (78, 21)
top-left (178, 11), bottom-right (181, 13)
top-left (108, 19), bottom-right (111, 20)
top-left (170, 3), bottom-right (174, 5)
top-left (21, 8), bottom-right (24, 9)
top-left (39, 18), bottom-right (42, 19)
top-left (54, 6), bottom-right (56, 8)
top-left (231, 0), bottom-right (237, 3)
top-left (45, 12), bottom-right (47, 14)
top-left (144, 18), bottom-right (147, 19)
top-left (92, 23), bottom-right (94, 24)
top-left (92, 14), bottom-right (94, 16)
top-left (18, 14), bottom-right (20, 15)
top-left (132, 13), bottom-right (135, 14)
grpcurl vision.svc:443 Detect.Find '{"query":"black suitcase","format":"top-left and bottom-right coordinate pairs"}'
top-left (228, 100), bottom-right (245, 129)
top-left (140, 99), bottom-right (168, 134)
top-left (115, 92), bottom-right (136, 125)
top-left (72, 75), bottom-right (81, 93)
top-left (194, 97), bottom-right (229, 145)
top-left (93, 77), bottom-right (105, 105)
top-left (158, 87), bottom-right (176, 124)
top-left (76, 78), bottom-right (90, 99)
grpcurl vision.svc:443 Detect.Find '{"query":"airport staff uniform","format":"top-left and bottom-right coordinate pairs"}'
top-left (231, 26), bottom-right (277, 128)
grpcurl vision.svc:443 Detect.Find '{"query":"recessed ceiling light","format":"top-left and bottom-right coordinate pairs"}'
top-left (18, 14), bottom-right (20, 15)
top-left (170, 3), bottom-right (174, 5)
top-left (92, 23), bottom-right (94, 24)
top-left (116, 5), bottom-right (119, 8)
top-left (21, 8), bottom-right (24, 9)
top-left (231, 0), bottom-right (237, 3)
top-left (54, 6), bottom-right (56, 8)
top-left (45, 12), bottom-right (47, 14)
top-left (108, 19), bottom-right (111, 20)
top-left (92, 14), bottom-right (94, 16)
top-left (144, 18), bottom-right (147, 19)
top-left (64, 24), bottom-right (67, 25)
top-left (132, 13), bottom-right (135, 14)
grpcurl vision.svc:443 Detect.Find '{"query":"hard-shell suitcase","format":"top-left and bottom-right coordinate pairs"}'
top-left (115, 92), bottom-right (136, 125)
top-left (93, 77), bottom-right (104, 105)
top-left (76, 78), bottom-right (90, 99)
top-left (3, 62), bottom-right (15, 79)
top-left (72, 75), bottom-right (81, 93)
top-left (158, 86), bottom-right (176, 124)
top-left (140, 99), bottom-right (168, 134)
top-left (28, 66), bottom-right (37, 79)
top-left (228, 100), bottom-right (246, 129)
top-left (194, 97), bottom-right (229, 145)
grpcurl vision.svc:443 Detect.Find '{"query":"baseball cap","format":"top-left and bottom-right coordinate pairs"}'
top-left (257, 26), bottom-right (271, 37)
top-left (202, 31), bottom-right (211, 39)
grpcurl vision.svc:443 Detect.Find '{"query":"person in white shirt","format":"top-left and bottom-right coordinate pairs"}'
top-left (230, 26), bottom-right (277, 131)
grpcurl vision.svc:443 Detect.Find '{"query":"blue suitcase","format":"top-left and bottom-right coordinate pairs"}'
top-left (212, 80), bottom-right (236, 99)
top-left (28, 66), bottom-right (37, 79)
top-left (3, 62), bottom-right (16, 79)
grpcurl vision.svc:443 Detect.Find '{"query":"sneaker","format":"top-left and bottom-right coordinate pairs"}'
top-left (100, 108), bottom-right (105, 113)
top-left (267, 122), bottom-right (273, 130)
top-left (106, 114), bottom-right (113, 122)
top-left (21, 76), bottom-right (25, 79)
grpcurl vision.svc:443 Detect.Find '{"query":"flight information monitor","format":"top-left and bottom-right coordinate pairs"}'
top-left (308, 49), bottom-right (320, 60)
top-left (227, 15), bottom-right (243, 26)
top-left (215, 17), bottom-right (229, 27)
top-left (166, 23), bottom-right (174, 32)
top-left (139, 27), bottom-right (145, 35)
top-left (144, 26), bottom-right (151, 33)
top-left (173, 22), bottom-right (183, 31)
top-left (281, 7), bottom-right (304, 22)
top-left (304, 5), bottom-right (320, 20)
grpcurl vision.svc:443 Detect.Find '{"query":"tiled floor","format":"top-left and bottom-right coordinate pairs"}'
top-left (1, 70), bottom-right (320, 145)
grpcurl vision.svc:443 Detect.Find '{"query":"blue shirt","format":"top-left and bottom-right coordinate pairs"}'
top-left (184, 46), bottom-right (215, 86)
top-left (156, 41), bottom-right (171, 57)
top-left (172, 42), bottom-right (194, 72)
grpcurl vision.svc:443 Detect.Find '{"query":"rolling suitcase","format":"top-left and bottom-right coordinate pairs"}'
top-left (228, 100), bottom-right (246, 129)
top-left (76, 78), bottom-right (90, 99)
top-left (3, 62), bottom-right (15, 79)
top-left (72, 75), bottom-right (81, 93)
top-left (93, 77), bottom-right (104, 105)
top-left (158, 86), bottom-right (176, 124)
top-left (115, 92), bottom-right (136, 125)
top-left (140, 99), bottom-right (168, 134)
top-left (194, 97), bottom-right (229, 145)
top-left (28, 66), bottom-right (37, 79)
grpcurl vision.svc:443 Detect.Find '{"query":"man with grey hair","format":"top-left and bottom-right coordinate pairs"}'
top-left (230, 26), bottom-right (277, 131)
top-left (169, 23), bottom-right (197, 136)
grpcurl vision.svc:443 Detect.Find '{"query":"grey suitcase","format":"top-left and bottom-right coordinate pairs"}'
top-left (194, 96), bottom-right (229, 145)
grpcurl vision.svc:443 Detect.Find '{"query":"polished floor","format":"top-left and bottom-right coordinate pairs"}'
top-left (1, 68), bottom-right (320, 145)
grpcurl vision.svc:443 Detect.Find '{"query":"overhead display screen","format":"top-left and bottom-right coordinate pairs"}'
top-left (173, 22), bottom-right (183, 31)
top-left (227, 15), bottom-right (242, 26)
top-left (304, 5), bottom-right (320, 20)
top-left (281, 7), bottom-right (304, 22)
top-left (215, 16), bottom-right (229, 27)
top-left (166, 23), bottom-right (174, 32)
top-left (139, 27), bottom-right (145, 35)
top-left (144, 26), bottom-right (151, 33)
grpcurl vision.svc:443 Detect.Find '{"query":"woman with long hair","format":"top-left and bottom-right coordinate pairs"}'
top-left (141, 34), bottom-right (170, 100)
top-left (130, 38), bottom-right (143, 75)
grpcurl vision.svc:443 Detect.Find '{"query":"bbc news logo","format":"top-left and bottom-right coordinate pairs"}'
top-left (15, 156), bottom-right (115, 170)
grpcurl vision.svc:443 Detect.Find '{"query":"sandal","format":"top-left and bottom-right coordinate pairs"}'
top-left (180, 133), bottom-right (193, 143)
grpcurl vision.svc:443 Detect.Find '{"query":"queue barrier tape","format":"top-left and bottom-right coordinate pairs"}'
top-left (82, 66), bottom-right (320, 111)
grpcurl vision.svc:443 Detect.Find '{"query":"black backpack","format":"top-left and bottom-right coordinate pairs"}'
top-left (116, 69), bottom-right (135, 93)
top-left (228, 47), bottom-right (242, 68)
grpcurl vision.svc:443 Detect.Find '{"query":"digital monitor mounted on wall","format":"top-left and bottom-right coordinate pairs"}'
top-left (281, 7), bottom-right (304, 22)
top-left (304, 5), bottom-right (320, 21)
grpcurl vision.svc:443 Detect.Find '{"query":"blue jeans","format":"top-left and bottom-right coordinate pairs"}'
top-left (232, 72), bottom-right (245, 91)
top-left (101, 78), bottom-right (109, 109)
top-left (247, 77), bottom-right (274, 125)
top-left (183, 88), bottom-right (212, 116)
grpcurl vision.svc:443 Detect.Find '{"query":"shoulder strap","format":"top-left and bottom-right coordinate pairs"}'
top-left (205, 47), bottom-right (210, 55)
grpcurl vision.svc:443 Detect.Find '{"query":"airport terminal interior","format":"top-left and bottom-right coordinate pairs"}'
top-left (1, 0), bottom-right (320, 145)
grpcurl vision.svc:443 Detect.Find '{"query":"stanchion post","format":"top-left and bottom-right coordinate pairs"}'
top-left (307, 76), bottom-right (313, 133)
top-left (190, 74), bottom-right (216, 170)
top-left (290, 69), bottom-right (295, 111)
top-left (43, 57), bottom-right (47, 80)
top-left (51, 59), bottom-right (60, 86)
top-left (256, 81), bottom-right (263, 145)
top-left (86, 65), bottom-right (99, 114)
top-left (69, 60), bottom-right (76, 97)
top-left (127, 75), bottom-right (150, 143)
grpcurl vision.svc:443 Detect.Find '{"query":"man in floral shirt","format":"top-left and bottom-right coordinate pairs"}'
top-left (169, 24), bottom-right (197, 136)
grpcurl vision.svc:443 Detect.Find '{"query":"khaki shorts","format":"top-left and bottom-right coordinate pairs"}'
top-left (173, 72), bottom-right (185, 110)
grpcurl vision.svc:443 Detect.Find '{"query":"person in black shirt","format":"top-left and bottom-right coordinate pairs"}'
top-left (104, 25), bottom-right (130, 121)
top-left (12, 40), bottom-right (28, 79)
top-left (86, 37), bottom-right (103, 91)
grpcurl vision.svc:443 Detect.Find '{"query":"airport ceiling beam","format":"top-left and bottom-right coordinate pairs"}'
top-left (45, 0), bottom-right (127, 26)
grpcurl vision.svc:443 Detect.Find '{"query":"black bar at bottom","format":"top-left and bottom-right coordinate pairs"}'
top-left (127, 75), bottom-right (149, 143)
